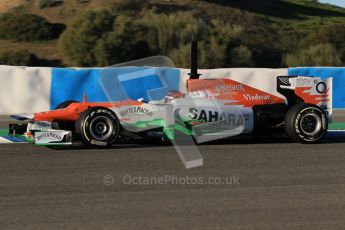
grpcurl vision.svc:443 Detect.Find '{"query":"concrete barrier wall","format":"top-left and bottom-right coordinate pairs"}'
top-left (0, 65), bottom-right (344, 114)
top-left (51, 67), bottom-right (181, 109)
top-left (0, 65), bottom-right (51, 114)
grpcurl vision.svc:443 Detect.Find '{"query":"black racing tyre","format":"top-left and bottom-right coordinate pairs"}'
top-left (52, 100), bottom-right (79, 131)
top-left (75, 107), bottom-right (120, 148)
top-left (285, 103), bottom-right (328, 144)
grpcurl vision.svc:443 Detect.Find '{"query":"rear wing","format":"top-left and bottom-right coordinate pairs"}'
top-left (277, 76), bottom-right (332, 116)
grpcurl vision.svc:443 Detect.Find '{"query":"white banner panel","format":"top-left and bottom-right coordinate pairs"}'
top-left (0, 65), bottom-right (52, 114)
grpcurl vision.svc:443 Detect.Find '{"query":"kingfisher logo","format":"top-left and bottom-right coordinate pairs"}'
top-left (216, 84), bottom-right (244, 92)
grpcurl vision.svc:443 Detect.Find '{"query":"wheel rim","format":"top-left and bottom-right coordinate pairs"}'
top-left (299, 112), bottom-right (322, 136)
top-left (89, 116), bottom-right (114, 141)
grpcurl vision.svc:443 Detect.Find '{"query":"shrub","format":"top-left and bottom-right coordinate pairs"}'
top-left (0, 13), bottom-right (58, 41)
top-left (76, 0), bottom-right (91, 3)
top-left (141, 11), bottom-right (208, 55)
top-left (59, 10), bottom-right (116, 66)
top-left (228, 45), bottom-right (253, 67)
top-left (302, 24), bottom-right (345, 62)
top-left (35, 0), bottom-right (64, 9)
top-left (0, 50), bottom-right (39, 66)
top-left (94, 16), bottom-right (153, 66)
top-left (111, 0), bottom-right (148, 12)
top-left (167, 19), bottom-right (247, 68)
top-left (284, 43), bottom-right (342, 67)
top-left (59, 8), bottom-right (249, 68)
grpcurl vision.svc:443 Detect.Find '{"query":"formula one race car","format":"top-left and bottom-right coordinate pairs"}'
top-left (9, 41), bottom-right (332, 147)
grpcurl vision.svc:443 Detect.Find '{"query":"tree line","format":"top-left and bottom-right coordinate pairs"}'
top-left (0, 0), bottom-right (344, 67)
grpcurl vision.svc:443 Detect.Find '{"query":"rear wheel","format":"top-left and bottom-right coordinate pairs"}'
top-left (76, 107), bottom-right (120, 148)
top-left (285, 103), bottom-right (328, 143)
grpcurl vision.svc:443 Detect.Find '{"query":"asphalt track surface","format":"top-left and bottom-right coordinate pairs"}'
top-left (1, 113), bottom-right (345, 230)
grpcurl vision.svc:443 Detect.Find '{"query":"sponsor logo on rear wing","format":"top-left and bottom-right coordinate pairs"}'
top-left (293, 77), bottom-right (332, 117)
top-left (277, 76), bottom-right (332, 116)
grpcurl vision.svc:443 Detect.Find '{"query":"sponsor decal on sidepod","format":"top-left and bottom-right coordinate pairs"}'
top-left (120, 106), bottom-right (153, 117)
top-left (189, 108), bottom-right (244, 126)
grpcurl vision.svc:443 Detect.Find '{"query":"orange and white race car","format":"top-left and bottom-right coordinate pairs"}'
top-left (9, 42), bottom-right (332, 147)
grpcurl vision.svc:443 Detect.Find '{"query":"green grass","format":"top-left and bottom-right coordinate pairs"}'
top-left (0, 129), bottom-right (8, 136)
top-left (329, 122), bottom-right (345, 130)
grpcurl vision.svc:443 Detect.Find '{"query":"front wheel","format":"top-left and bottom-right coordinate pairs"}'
top-left (76, 107), bottom-right (120, 148)
top-left (285, 103), bottom-right (328, 143)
